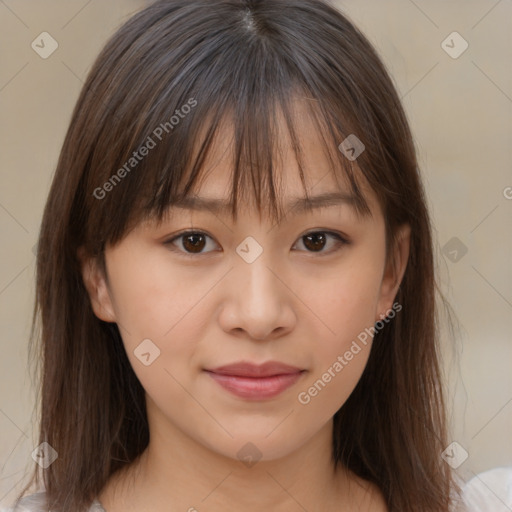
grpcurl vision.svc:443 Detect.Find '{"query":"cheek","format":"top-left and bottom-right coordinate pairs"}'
top-left (294, 245), bottom-right (385, 412)
top-left (299, 302), bottom-right (374, 416)
top-left (105, 249), bottom-right (214, 417)
top-left (304, 247), bottom-right (385, 345)
top-left (107, 248), bottom-right (207, 334)
top-left (105, 248), bottom-right (212, 382)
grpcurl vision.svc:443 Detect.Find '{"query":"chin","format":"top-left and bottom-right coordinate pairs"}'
top-left (199, 423), bottom-right (317, 466)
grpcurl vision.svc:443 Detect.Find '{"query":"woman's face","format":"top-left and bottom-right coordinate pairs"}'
top-left (81, 112), bottom-right (410, 464)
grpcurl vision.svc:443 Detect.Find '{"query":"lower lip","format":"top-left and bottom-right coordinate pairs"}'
top-left (206, 371), bottom-right (304, 400)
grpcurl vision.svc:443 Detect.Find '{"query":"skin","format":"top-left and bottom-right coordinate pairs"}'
top-left (81, 106), bottom-right (410, 512)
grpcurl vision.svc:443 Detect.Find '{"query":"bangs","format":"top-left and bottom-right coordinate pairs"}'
top-left (138, 90), bottom-right (371, 229)
top-left (79, 0), bottom-right (383, 252)
top-left (89, 85), bottom-right (373, 250)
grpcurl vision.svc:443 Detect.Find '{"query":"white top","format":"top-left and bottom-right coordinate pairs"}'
top-left (2, 466), bottom-right (511, 511)
top-left (0, 493), bottom-right (105, 512)
top-left (457, 466), bottom-right (512, 511)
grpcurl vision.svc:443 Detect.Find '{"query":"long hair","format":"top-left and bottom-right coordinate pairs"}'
top-left (14, 1), bottom-right (459, 510)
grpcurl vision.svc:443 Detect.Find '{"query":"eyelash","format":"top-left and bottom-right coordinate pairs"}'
top-left (164, 229), bottom-right (350, 258)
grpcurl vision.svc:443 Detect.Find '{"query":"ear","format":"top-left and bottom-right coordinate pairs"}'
top-left (77, 247), bottom-right (117, 323)
top-left (376, 223), bottom-right (411, 321)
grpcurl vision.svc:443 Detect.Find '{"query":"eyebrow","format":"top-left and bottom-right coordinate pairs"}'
top-left (170, 192), bottom-right (359, 215)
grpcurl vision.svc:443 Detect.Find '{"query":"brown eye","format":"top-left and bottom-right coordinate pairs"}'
top-left (182, 233), bottom-right (207, 253)
top-left (294, 231), bottom-right (348, 254)
top-left (166, 231), bottom-right (218, 255)
top-left (165, 229), bottom-right (349, 257)
top-left (303, 233), bottom-right (327, 252)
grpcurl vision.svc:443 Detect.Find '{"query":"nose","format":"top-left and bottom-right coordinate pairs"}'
top-left (217, 250), bottom-right (296, 341)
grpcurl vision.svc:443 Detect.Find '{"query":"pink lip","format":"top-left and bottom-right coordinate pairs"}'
top-left (205, 361), bottom-right (306, 400)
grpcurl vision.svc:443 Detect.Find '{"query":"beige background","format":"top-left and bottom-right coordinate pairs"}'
top-left (1, 0), bottom-right (511, 506)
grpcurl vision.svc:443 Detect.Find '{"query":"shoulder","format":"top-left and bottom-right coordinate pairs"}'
top-left (458, 466), bottom-right (512, 512)
top-left (1, 490), bottom-right (47, 512)
top-left (1, 490), bottom-right (105, 512)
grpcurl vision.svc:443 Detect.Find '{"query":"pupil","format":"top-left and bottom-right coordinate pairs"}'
top-left (184, 234), bottom-right (205, 253)
top-left (304, 233), bottom-right (325, 252)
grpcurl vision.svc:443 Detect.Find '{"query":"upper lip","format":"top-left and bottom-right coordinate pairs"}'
top-left (206, 361), bottom-right (304, 377)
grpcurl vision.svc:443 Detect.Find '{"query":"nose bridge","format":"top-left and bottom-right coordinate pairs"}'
top-left (220, 234), bottom-right (294, 340)
top-left (236, 239), bottom-right (280, 305)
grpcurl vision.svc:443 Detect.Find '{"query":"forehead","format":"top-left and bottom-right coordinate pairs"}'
top-left (170, 101), bottom-right (379, 219)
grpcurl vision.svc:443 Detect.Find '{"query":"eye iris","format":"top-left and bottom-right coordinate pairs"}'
top-left (177, 232), bottom-right (333, 254)
top-left (304, 233), bottom-right (326, 252)
top-left (183, 233), bottom-right (206, 253)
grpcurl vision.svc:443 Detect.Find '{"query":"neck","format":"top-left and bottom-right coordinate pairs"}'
top-left (98, 414), bottom-right (358, 512)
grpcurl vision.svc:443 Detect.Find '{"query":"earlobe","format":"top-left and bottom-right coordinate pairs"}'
top-left (376, 224), bottom-right (411, 320)
top-left (77, 247), bottom-right (117, 323)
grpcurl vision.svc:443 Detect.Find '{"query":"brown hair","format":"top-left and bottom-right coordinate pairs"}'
top-left (14, 0), bottom-right (460, 510)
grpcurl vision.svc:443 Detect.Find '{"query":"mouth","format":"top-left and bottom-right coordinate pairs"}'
top-left (204, 361), bottom-right (306, 400)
